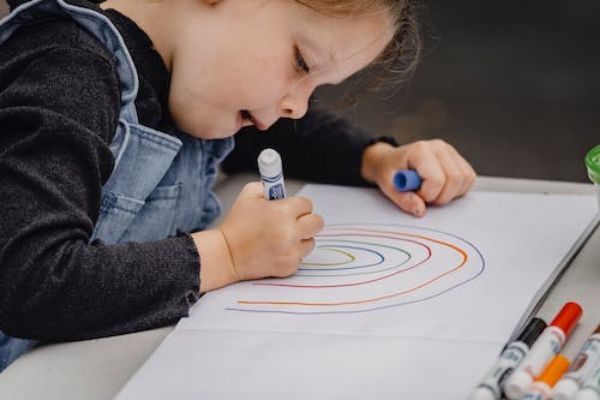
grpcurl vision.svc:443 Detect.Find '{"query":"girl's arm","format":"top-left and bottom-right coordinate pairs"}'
top-left (0, 26), bottom-right (200, 341)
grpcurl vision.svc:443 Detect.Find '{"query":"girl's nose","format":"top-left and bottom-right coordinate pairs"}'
top-left (279, 84), bottom-right (312, 120)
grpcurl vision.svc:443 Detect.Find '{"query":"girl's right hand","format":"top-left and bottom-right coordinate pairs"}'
top-left (218, 182), bottom-right (324, 282)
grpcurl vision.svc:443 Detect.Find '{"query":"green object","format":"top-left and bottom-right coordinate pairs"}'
top-left (585, 144), bottom-right (600, 185)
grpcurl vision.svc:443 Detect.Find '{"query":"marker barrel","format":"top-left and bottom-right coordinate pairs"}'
top-left (522, 354), bottom-right (570, 400)
top-left (553, 330), bottom-right (600, 400)
top-left (469, 318), bottom-right (547, 400)
top-left (470, 342), bottom-right (530, 400)
top-left (393, 170), bottom-right (422, 192)
top-left (504, 327), bottom-right (566, 399)
top-left (522, 382), bottom-right (552, 400)
top-left (258, 148), bottom-right (287, 200)
top-left (574, 388), bottom-right (600, 400)
top-left (573, 360), bottom-right (600, 400)
top-left (504, 303), bottom-right (582, 400)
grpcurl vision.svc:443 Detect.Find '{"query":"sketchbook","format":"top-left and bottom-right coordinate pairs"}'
top-left (116, 185), bottom-right (598, 400)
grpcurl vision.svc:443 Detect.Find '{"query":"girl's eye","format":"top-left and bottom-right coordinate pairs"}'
top-left (294, 46), bottom-right (310, 74)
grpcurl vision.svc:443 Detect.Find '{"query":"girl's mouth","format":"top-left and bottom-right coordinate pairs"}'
top-left (241, 110), bottom-right (252, 122)
top-left (240, 109), bottom-right (267, 130)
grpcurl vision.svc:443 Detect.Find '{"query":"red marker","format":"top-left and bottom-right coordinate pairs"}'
top-left (504, 302), bottom-right (583, 400)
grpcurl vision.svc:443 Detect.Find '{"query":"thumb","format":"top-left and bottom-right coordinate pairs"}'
top-left (240, 181), bottom-right (264, 199)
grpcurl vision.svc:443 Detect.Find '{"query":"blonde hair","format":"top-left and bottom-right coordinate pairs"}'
top-left (202, 0), bottom-right (421, 96)
top-left (295, 0), bottom-right (422, 85)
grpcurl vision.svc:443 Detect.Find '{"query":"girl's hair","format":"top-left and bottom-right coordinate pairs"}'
top-left (295, 0), bottom-right (422, 87)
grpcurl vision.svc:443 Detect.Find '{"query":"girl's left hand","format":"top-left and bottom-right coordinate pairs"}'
top-left (360, 139), bottom-right (477, 217)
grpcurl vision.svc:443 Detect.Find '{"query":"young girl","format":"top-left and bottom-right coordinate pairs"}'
top-left (0, 0), bottom-right (476, 371)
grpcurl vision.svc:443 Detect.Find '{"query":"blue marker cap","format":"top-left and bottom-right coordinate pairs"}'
top-left (393, 170), bottom-right (422, 192)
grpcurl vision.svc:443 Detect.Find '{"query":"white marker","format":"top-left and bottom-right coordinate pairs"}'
top-left (553, 324), bottom-right (600, 400)
top-left (258, 148), bottom-right (287, 200)
top-left (573, 357), bottom-right (600, 400)
top-left (469, 318), bottom-right (547, 400)
top-left (504, 302), bottom-right (582, 400)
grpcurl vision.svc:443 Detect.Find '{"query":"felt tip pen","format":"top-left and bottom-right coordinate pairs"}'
top-left (393, 170), bottom-right (422, 192)
top-left (504, 302), bottom-right (583, 400)
top-left (522, 354), bottom-right (570, 400)
top-left (469, 317), bottom-right (547, 400)
top-left (258, 148), bottom-right (287, 200)
top-left (572, 352), bottom-right (600, 400)
top-left (553, 324), bottom-right (600, 400)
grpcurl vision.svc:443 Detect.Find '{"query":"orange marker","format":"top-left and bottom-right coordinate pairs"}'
top-left (522, 354), bottom-right (570, 399)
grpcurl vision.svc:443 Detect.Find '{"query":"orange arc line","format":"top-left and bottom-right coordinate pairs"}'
top-left (237, 228), bottom-right (468, 307)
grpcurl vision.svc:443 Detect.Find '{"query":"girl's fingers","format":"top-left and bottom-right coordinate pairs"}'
top-left (454, 151), bottom-right (477, 196)
top-left (382, 186), bottom-right (427, 217)
top-left (296, 213), bottom-right (324, 240)
top-left (408, 144), bottom-right (446, 203)
top-left (408, 141), bottom-right (475, 205)
top-left (299, 238), bottom-right (316, 259)
top-left (431, 145), bottom-right (464, 205)
top-left (241, 181), bottom-right (266, 198)
top-left (375, 139), bottom-right (477, 215)
top-left (282, 196), bottom-right (314, 218)
top-left (441, 143), bottom-right (476, 197)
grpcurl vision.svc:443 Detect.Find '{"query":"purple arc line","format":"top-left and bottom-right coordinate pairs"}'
top-left (226, 223), bottom-right (486, 315)
top-left (255, 235), bottom-right (432, 289)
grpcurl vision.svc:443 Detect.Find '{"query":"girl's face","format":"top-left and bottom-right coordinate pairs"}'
top-left (168, 0), bottom-right (393, 139)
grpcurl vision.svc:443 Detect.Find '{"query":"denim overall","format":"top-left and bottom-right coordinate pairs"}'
top-left (0, 0), bottom-right (234, 371)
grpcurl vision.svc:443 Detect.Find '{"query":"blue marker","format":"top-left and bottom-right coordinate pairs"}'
top-left (258, 148), bottom-right (287, 200)
top-left (393, 170), bottom-right (422, 192)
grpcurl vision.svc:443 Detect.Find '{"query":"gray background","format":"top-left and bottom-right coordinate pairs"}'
top-left (317, 1), bottom-right (600, 182)
top-left (2, 0), bottom-right (599, 181)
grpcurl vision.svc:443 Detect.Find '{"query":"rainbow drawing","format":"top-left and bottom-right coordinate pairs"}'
top-left (226, 223), bottom-right (485, 315)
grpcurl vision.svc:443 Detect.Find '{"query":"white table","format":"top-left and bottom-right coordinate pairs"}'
top-left (0, 175), bottom-right (598, 400)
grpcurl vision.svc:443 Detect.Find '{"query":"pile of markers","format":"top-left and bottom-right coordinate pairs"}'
top-left (470, 302), bottom-right (600, 400)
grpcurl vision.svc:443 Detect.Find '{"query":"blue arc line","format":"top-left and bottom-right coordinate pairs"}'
top-left (226, 251), bottom-right (485, 315)
top-left (225, 223), bottom-right (486, 315)
top-left (297, 239), bottom-right (413, 277)
top-left (299, 245), bottom-right (384, 271)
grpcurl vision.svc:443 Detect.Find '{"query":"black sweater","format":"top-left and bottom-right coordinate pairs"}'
top-left (0, 0), bottom-right (373, 341)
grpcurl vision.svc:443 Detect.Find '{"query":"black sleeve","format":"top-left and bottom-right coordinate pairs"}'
top-left (0, 45), bottom-right (201, 341)
top-left (221, 108), bottom-right (375, 187)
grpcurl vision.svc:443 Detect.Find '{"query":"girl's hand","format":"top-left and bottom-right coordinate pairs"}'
top-left (361, 139), bottom-right (477, 217)
top-left (195, 182), bottom-right (324, 292)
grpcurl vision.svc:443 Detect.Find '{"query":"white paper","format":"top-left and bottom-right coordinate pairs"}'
top-left (117, 185), bottom-right (597, 400)
top-left (117, 329), bottom-right (500, 400)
